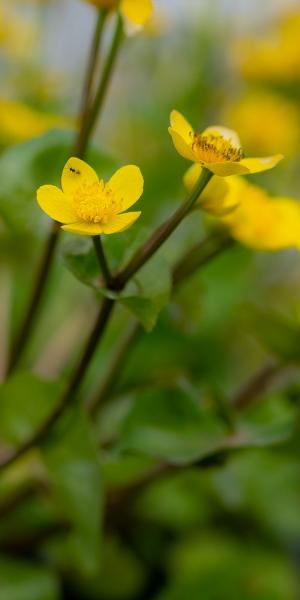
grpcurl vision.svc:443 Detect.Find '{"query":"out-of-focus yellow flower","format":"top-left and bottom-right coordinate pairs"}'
top-left (169, 110), bottom-right (283, 177)
top-left (222, 178), bottom-right (300, 251)
top-left (184, 164), bottom-right (235, 216)
top-left (37, 158), bottom-right (143, 236)
top-left (184, 165), bottom-right (300, 251)
top-left (0, 3), bottom-right (36, 59)
top-left (224, 91), bottom-right (300, 156)
top-left (0, 100), bottom-right (69, 144)
top-left (233, 11), bottom-right (300, 82)
top-left (85, 0), bottom-right (153, 26)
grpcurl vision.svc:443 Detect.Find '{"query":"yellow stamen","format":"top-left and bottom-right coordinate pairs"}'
top-left (192, 133), bottom-right (244, 164)
top-left (73, 181), bottom-right (122, 224)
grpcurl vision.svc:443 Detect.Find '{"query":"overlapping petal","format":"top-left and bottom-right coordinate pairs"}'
top-left (37, 185), bottom-right (77, 224)
top-left (107, 165), bottom-right (144, 211)
top-left (61, 157), bottom-right (99, 195)
top-left (202, 125), bottom-right (241, 147)
top-left (207, 161), bottom-right (250, 177)
top-left (101, 211), bottom-right (141, 233)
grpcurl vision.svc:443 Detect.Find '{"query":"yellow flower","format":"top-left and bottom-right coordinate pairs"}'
top-left (232, 11), bottom-right (300, 82)
top-left (0, 99), bottom-right (69, 144)
top-left (169, 110), bottom-right (283, 177)
top-left (223, 91), bottom-right (299, 157)
top-left (184, 165), bottom-right (300, 251)
top-left (222, 178), bottom-right (300, 251)
top-left (37, 158), bottom-right (143, 236)
top-left (184, 164), bottom-right (235, 217)
top-left (86, 0), bottom-right (153, 26)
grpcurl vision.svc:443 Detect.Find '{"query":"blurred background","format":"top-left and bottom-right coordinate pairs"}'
top-left (2, 0), bottom-right (300, 598)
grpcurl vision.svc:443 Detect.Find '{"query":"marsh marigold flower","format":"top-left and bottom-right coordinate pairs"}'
top-left (85, 0), bottom-right (153, 26)
top-left (169, 110), bottom-right (283, 177)
top-left (224, 91), bottom-right (299, 157)
top-left (184, 165), bottom-right (300, 251)
top-left (37, 158), bottom-right (143, 236)
top-left (0, 99), bottom-right (68, 144)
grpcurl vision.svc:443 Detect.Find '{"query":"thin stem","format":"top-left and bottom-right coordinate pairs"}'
top-left (93, 236), bottom-right (111, 286)
top-left (77, 8), bottom-right (108, 146)
top-left (7, 9), bottom-right (119, 376)
top-left (0, 171), bottom-right (213, 470)
top-left (6, 223), bottom-right (60, 375)
top-left (88, 319), bottom-right (141, 415)
top-left (90, 232), bottom-right (234, 415)
top-left (173, 234), bottom-right (236, 288)
top-left (114, 169), bottom-right (213, 290)
top-left (76, 12), bottom-right (124, 156)
top-left (0, 297), bottom-right (114, 469)
top-left (233, 361), bottom-right (280, 410)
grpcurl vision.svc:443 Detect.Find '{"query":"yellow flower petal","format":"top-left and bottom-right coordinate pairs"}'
top-left (61, 222), bottom-right (105, 236)
top-left (37, 185), bottom-right (77, 224)
top-left (184, 163), bottom-right (232, 216)
top-left (61, 212), bottom-right (141, 236)
top-left (61, 157), bottom-right (99, 195)
top-left (101, 211), bottom-right (141, 233)
top-left (107, 165), bottom-right (143, 211)
top-left (240, 154), bottom-right (284, 174)
top-left (170, 110), bottom-right (194, 144)
top-left (206, 161), bottom-right (250, 176)
top-left (168, 127), bottom-right (196, 161)
top-left (202, 125), bottom-right (241, 147)
top-left (121, 0), bottom-right (153, 25)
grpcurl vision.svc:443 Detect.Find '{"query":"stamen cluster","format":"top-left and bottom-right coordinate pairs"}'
top-left (73, 181), bottom-right (122, 224)
top-left (192, 133), bottom-right (244, 164)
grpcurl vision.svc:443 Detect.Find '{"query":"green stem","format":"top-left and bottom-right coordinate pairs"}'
top-left (89, 232), bottom-right (233, 415)
top-left (92, 236), bottom-right (111, 286)
top-left (76, 12), bottom-right (124, 156)
top-left (6, 10), bottom-right (120, 376)
top-left (0, 297), bottom-right (114, 470)
top-left (113, 168), bottom-right (213, 290)
top-left (6, 223), bottom-right (60, 375)
top-left (88, 319), bottom-right (141, 415)
top-left (0, 170), bottom-right (213, 471)
top-left (77, 8), bottom-right (108, 150)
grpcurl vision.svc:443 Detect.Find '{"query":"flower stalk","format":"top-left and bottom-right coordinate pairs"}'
top-left (92, 235), bottom-right (111, 286)
top-left (0, 169), bottom-right (213, 471)
top-left (6, 10), bottom-right (122, 375)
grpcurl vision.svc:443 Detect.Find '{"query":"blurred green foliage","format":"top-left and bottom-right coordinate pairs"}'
top-left (1, 2), bottom-right (300, 600)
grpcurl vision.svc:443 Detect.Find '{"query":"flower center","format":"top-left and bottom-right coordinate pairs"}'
top-left (192, 133), bottom-right (244, 164)
top-left (73, 181), bottom-right (122, 224)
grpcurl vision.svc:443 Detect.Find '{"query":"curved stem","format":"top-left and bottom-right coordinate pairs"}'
top-left (0, 171), bottom-right (214, 471)
top-left (88, 319), bottom-right (141, 415)
top-left (1, 297), bottom-right (114, 469)
top-left (93, 236), bottom-right (111, 286)
top-left (7, 10), bottom-right (119, 376)
top-left (114, 169), bottom-right (212, 290)
top-left (6, 223), bottom-right (60, 375)
top-left (90, 232), bottom-right (234, 415)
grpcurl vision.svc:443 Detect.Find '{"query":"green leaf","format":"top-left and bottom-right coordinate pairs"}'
top-left (63, 237), bottom-right (172, 331)
top-left (0, 371), bottom-right (62, 448)
top-left (61, 237), bottom-right (100, 290)
top-left (0, 129), bottom-right (116, 234)
top-left (119, 254), bottom-right (172, 331)
top-left (42, 409), bottom-right (103, 577)
top-left (0, 556), bottom-right (59, 600)
top-left (119, 386), bottom-right (227, 465)
top-left (247, 307), bottom-right (300, 362)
